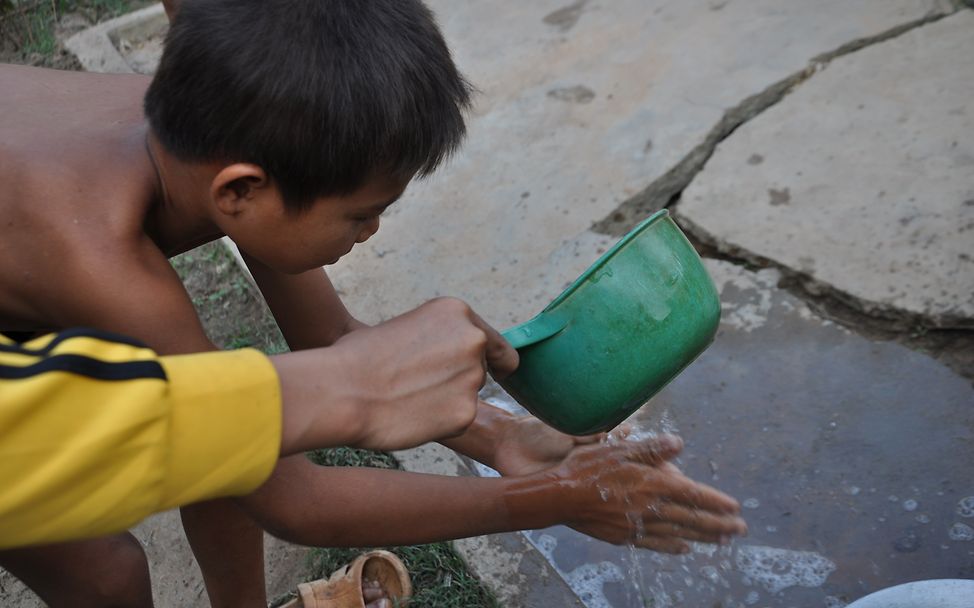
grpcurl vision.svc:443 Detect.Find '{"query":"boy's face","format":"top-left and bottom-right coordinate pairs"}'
top-left (223, 174), bottom-right (409, 274)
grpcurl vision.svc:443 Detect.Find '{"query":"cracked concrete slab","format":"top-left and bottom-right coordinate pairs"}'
top-left (331, 0), bottom-right (957, 329)
top-left (63, 3), bottom-right (167, 74)
top-left (677, 10), bottom-right (974, 329)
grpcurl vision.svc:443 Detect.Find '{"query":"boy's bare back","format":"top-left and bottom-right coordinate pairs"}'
top-left (0, 65), bottom-right (193, 343)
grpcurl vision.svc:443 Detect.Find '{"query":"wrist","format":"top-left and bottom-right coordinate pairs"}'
top-left (500, 471), bottom-right (570, 531)
top-left (271, 348), bottom-right (366, 455)
top-left (439, 401), bottom-right (516, 468)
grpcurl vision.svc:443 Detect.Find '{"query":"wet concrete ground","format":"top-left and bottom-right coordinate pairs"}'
top-left (489, 261), bottom-right (974, 607)
top-left (57, 2), bottom-right (974, 606)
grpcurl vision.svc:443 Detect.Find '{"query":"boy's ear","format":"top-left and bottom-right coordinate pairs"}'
top-left (211, 164), bottom-right (270, 217)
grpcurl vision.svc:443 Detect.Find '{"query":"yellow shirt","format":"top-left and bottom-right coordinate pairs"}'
top-left (0, 329), bottom-right (281, 549)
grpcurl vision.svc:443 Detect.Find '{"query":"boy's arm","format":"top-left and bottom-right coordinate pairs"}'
top-left (244, 434), bottom-right (747, 554)
top-left (59, 242), bottom-right (480, 450)
top-left (243, 253), bottom-right (581, 472)
top-left (242, 251), bottom-right (363, 350)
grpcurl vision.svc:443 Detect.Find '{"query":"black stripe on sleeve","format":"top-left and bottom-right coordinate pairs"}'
top-left (0, 328), bottom-right (151, 357)
top-left (0, 354), bottom-right (166, 382)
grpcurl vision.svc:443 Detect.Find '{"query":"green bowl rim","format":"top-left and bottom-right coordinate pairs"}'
top-left (543, 209), bottom-right (670, 312)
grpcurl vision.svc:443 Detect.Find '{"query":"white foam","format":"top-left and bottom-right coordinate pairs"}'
top-left (734, 545), bottom-right (837, 595)
top-left (957, 496), bottom-right (974, 518)
top-left (566, 562), bottom-right (625, 608)
top-left (529, 533), bottom-right (623, 608)
top-left (948, 522), bottom-right (974, 541)
top-left (743, 498), bottom-right (761, 509)
top-left (825, 596), bottom-right (848, 608)
top-left (902, 499), bottom-right (918, 512)
top-left (699, 565), bottom-right (723, 585)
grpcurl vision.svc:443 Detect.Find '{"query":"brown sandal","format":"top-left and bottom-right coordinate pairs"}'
top-left (281, 550), bottom-right (412, 608)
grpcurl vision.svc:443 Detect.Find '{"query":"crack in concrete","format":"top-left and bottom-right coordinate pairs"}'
top-left (591, 6), bottom-right (972, 375)
top-left (682, 222), bottom-right (974, 380)
top-left (592, 7), bottom-right (960, 237)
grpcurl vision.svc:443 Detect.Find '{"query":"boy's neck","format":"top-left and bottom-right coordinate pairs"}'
top-left (144, 132), bottom-right (225, 255)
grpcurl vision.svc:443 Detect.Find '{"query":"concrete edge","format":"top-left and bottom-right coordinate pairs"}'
top-left (63, 3), bottom-right (167, 74)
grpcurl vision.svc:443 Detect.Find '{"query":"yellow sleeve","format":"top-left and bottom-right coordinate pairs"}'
top-left (0, 330), bottom-right (281, 550)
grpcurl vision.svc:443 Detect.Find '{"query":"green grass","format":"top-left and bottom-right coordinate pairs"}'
top-left (1, 0), bottom-right (148, 64)
top-left (302, 544), bottom-right (500, 608)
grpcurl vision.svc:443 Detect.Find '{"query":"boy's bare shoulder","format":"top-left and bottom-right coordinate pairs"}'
top-left (0, 65), bottom-right (203, 348)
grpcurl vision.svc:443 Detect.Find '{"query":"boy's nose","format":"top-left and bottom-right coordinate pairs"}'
top-left (357, 217), bottom-right (380, 243)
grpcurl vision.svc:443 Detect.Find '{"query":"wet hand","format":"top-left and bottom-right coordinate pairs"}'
top-left (552, 434), bottom-right (747, 554)
top-left (492, 415), bottom-right (627, 476)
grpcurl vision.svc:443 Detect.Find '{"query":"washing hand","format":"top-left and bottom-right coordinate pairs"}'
top-left (491, 414), bottom-right (621, 476)
top-left (541, 434), bottom-right (747, 554)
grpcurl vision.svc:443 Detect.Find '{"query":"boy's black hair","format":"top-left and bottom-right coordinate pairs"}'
top-left (144, 0), bottom-right (472, 210)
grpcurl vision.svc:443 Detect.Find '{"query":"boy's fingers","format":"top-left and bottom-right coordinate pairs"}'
top-left (467, 310), bottom-right (519, 378)
top-left (624, 434), bottom-right (684, 465)
top-left (573, 433), bottom-right (604, 445)
top-left (577, 423), bottom-right (632, 446)
top-left (650, 503), bottom-right (748, 536)
top-left (655, 476), bottom-right (742, 516)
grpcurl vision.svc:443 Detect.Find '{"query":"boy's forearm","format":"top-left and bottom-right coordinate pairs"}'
top-left (271, 349), bottom-right (364, 456)
top-left (438, 400), bottom-right (516, 469)
top-left (243, 253), bottom-right (362, 350)
top-left (243, 460), bottom-right (562, 547)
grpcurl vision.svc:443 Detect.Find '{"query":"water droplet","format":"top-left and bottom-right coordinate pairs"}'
top-left (894, 533), bottom-right (921, 553)
top-left (916, 514), bottom-right (931, 524)
top-left (765, 525), bottom-right (778, 533)
top-left (902, 499), bottom-right (918, 512)
top-left (743, 498), bottom-right (760, 509)
top-left (957, 496), bottom-right (974, 518)
top-left (949, 522), bottom-right (974, 541)
top-left (699, 565), bottom-right (721, 584)
top-left (744, 590), bottom-right (760, 605)
top-left (888, 495), bottom-right (899, 503)
top-left (844, 485), bottom-right (861, 496)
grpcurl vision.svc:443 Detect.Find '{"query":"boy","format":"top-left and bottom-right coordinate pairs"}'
top-left (0, 1), bottom-right (747, 606)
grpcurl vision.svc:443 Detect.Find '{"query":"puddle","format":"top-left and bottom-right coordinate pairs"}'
top-left (479, 267), bottom-right (974, 607)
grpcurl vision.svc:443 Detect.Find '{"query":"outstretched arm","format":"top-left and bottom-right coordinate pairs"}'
top-left (243, 434), bottom-right (746, 554)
